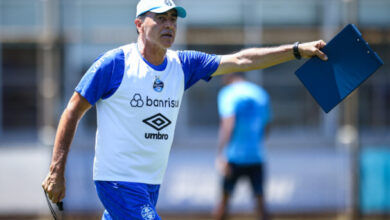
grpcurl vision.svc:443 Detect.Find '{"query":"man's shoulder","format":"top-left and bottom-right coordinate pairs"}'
top-left (104, 44), bottom-right (131, 59)
top-left (175, 50), bottom-right (209, 61)
top-left (218, 84), bottom-right (235, 100)
top-left (94, 44), bottom-right (130, 67)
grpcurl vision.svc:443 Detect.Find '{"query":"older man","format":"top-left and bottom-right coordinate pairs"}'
top-left (42, 0), bottom-right (328, 219)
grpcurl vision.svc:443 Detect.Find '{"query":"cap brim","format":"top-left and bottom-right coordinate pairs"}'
top-left (150, 6), bottom-right (186, 18)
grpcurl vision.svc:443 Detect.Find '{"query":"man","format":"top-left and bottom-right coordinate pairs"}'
top-left (42, 0), bottom-right (328, 219)
top-left (215, 73), bottom-right (271, 220)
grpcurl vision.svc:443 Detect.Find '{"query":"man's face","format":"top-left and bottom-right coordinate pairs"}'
top-left (138, 9), bottom-right (178, 49)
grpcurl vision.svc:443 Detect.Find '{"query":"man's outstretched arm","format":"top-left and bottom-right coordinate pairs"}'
top-left (212, 40), bottom-right (327, 77)
top-left (42, 92), bottom-right (92, 203)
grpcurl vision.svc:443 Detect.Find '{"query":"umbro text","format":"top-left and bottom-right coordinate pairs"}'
top-left (145, 132), bottom-right (169, 140)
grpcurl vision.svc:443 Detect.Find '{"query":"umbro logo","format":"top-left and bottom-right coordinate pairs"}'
top-left (143, 113), bottom-right (171, 140)
top-left (143, 113), bottom-right (171, 131)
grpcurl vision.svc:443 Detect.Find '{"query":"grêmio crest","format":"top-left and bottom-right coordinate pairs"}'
top-left (153, 76), bottom-right (164, 92)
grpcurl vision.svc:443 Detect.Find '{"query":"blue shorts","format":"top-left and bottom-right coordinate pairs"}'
top-left (223, 163), bottom-right (264, 196)
top-left (95, 181), bottom-right (161, 220)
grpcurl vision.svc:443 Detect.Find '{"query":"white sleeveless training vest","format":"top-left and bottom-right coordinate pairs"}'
top-left (93, 43), bottom-right (185, 184)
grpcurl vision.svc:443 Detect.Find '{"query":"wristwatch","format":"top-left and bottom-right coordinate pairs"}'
top-left (293, 41), bottom-right (301, 60)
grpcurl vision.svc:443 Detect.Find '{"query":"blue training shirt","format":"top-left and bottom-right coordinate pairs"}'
top-left (75, 47), bottom-right (221, 106)
top-left (218, 81), bottom-right (272, 164)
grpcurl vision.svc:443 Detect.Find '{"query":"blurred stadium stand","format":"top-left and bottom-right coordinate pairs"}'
top-left (0, 0), bottom-right (389, 219)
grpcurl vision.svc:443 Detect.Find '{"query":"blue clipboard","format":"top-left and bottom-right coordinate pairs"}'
top-left (295, 24), bottom-right (384, 113)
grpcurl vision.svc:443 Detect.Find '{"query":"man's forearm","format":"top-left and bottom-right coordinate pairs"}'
top-left (212, 40), bottom-right (327, 76)
top-left (217, 134), bottom-right (229, 156)
top-left (49, 108), bottom-right (80, 175)
top-left (234, 45), bottom-right (295, 72)
top-left (217, 116), bottom-right (235, 156)
top-left (235, 40), bottom-right (328, 71)
top-left (212, 44), bottom-right (295, 76)
top-left (43, 92), bottom-right (91, 203)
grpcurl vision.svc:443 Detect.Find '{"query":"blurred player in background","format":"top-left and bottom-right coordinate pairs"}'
top-left (215, 73), bottom-right (271, 220)
top-left (42, 0), bottom-right (327, 219)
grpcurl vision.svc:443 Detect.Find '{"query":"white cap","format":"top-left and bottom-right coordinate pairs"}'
top-left (136, 0), bottom-right (186, 18)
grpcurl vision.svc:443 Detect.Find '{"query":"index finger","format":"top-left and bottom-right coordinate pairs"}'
top-left (315, 49), bottom-right (328, 61)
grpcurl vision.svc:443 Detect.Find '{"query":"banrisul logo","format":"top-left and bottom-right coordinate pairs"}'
top-left (143, 113), bottom-right (171, 140)
top-left (130, 93), bottom-right (144, 107)
top-left (130, 93), bottom-right (179, 108)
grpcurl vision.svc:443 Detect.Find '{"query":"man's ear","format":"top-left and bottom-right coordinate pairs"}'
top-left (134, 18), bottom-right (143, 34)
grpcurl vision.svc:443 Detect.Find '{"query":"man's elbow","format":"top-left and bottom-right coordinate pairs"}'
top-left (64, 102), bottom-right (88, 122)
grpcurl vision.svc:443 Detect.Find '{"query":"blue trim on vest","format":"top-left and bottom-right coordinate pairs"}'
top-left (135, 44), bottom-right (168, 71)
top-left (142, 56), bottom-right (168, 71)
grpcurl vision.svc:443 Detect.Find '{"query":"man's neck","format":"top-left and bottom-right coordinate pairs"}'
top-left (137, 39), bottom-right (167, 66)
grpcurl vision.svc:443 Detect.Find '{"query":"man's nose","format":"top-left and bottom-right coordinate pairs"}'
top-left (164, 20), bottom-right (176, 29)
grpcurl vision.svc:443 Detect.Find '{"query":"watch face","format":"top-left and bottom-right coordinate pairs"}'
top-left (153, 76), bottom-right (164, 92)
